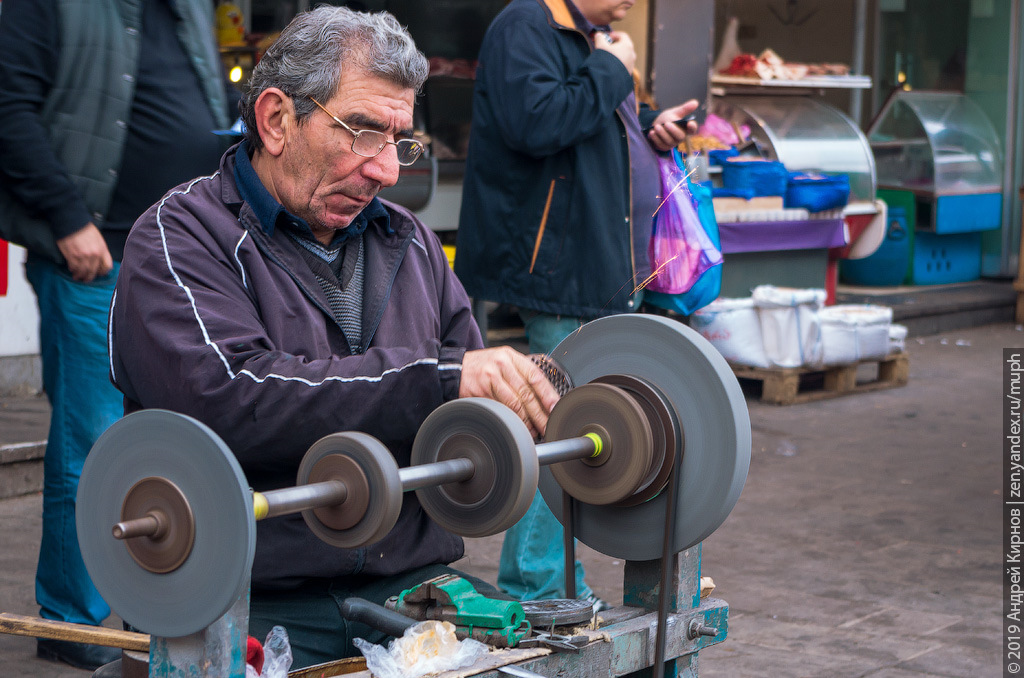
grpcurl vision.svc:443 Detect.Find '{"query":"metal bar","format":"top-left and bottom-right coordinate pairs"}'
top-left (849, 0), bottom-right (867, 126)
top-left (536, 436), bottom-right (597, 465)
top-left (112, 513), bottom-right (165, 540)
top-left (562, 491), bottom-right (576, 600)
top-left (260, 480), bottom-right (348, 519)
top-left (400, 458), bottom-right (476, 491)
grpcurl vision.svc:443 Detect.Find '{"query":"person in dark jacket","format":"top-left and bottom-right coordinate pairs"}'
top-left (108, 6), bottom-right (558, 668)
top-left (0, 0), bottom-right (237, 669)
top-left (455, 0), bottom-right (698, 607)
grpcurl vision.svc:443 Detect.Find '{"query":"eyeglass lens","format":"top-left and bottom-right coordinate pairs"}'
top-left (350, 131), bottom-right (422, 166)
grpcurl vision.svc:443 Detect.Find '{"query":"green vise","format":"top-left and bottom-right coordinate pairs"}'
top-left (385, 574), bottom-right (531, 648)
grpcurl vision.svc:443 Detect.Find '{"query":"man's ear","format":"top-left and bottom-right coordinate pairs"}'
top-left (253, 88), bottom-right (293, 157)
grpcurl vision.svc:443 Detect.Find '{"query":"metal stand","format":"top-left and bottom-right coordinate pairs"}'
top-left (148, 591), bottom-right (250, 678)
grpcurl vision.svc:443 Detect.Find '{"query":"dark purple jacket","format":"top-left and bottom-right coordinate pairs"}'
top-left (109, 147), bottom-right (483, 589)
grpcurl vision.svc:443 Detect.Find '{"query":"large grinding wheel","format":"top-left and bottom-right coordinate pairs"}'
top-left (538, 314), bottom-right (751, 561)
top-left (298, 432), bottom-right (403, 548)
top-left (77, 410), bottom-right (255, 638)
top-left (411, 398), bottom-right (539, 538)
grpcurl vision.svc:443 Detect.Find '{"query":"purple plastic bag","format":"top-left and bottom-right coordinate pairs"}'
top-left (646, 154), bottom-right (723, 295)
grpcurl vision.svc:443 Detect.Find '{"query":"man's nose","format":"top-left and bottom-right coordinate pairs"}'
top-left (361, 146), bottom-right (401, 187)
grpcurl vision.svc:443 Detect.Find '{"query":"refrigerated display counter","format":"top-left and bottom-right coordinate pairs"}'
top-left (706, 96), bottom-right (884, 301)
top-left (712, 95), bottom-right (877, 207)
top-left (867, 90), bottom-right (1002, 234)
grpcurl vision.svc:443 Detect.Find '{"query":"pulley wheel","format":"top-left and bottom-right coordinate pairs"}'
top-left (76, 410), bottom-right (255, 637)
top-left (298, 432), bottom-right (403, 548)
top-left (592, 374), bottom-right (677, 507)
top-left (119, 476), bottom-right (196, 574)
top-left (538, 314), bottom-right (751, 560)
top-left (545, 382), bottom-right (653, 505)
top-left (411, 398), bottom-right (538, 538)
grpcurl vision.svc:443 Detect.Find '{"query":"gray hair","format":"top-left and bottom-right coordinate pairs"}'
top-left (240, 5), bottom-right (428, 150)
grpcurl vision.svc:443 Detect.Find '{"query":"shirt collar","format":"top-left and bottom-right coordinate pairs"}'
top-left (566, 1), bottom-right (608, 36)
top-left (232, 141), bottom-right (390, 245)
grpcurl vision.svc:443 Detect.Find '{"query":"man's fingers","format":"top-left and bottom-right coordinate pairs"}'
top-left (461, 347), bottom-right (560, 438)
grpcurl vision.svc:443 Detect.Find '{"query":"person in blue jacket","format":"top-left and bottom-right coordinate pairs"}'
top-left (0, 0), bottom-right (238, 669)
top-left (456, 0), bottom-right (698, 607)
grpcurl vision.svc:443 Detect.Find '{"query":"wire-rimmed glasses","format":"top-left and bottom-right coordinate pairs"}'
top-left (308, 97), bottom-right (424, 166)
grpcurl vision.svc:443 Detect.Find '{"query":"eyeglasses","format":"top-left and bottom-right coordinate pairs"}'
top-left (308, 97), bottom-right (424, 166)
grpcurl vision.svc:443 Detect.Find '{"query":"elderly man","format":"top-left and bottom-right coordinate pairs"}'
top-left (108, 6), bottom-right (557, 668)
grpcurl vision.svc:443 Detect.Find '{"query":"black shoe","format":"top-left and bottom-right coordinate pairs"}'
top-left (37, 638), bottom-right (121, 671)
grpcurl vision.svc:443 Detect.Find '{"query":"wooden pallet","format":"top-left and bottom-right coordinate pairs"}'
top-left (731, 353), bottom-right (909, 405)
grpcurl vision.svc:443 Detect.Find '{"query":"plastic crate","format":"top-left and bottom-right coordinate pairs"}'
top-left (910, 231), bottom-right (982, 285)
top-left (839, 207), bottom-right (912, 287)
top-left (721, 159), bottom-right (788, 197)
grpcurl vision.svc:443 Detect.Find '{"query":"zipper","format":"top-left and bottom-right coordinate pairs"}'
top-left (529, 178), bottom-right (557, 274)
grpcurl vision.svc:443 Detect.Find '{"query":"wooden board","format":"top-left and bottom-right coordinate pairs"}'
top-left (731, 353), bottom-right (909, 405)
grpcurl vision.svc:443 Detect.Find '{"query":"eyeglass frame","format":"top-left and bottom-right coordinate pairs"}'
top-left (307, 96), bottom-right (424, 166)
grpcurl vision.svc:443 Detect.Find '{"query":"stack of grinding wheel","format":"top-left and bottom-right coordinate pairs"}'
top-left (77, 314), bottom-right (750, 638)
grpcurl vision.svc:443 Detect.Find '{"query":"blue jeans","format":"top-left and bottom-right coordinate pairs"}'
top-left (497, 311), bottom-right (591, 601)
top-left (26, 256), bottom-right (121, 625)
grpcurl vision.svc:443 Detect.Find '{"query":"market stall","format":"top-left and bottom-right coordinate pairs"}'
top-left (843, 90), bottom-right (1003, 286)
top-left (699, 87), bottom-right (884, 302)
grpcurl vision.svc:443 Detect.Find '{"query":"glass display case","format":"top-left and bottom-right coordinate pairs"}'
top-left (867, 90), bottom-right (1002, 233)
top-left (711, 96), bottom-right (877, 207)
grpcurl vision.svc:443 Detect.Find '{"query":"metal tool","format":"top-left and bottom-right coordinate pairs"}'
top-left (70, 313), bottom-right (750, 677)
top-left (386, 574), bottom-right (530, 648)
top-left (518, 628), bottom-right (589, 653)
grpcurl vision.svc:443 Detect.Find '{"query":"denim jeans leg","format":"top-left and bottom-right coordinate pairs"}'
top-left (27, 256), bottom-right (121, 625)
top-left (497, 490), bottom-right (591, 601)
top-left (497, 309), bottom-right (591, 599)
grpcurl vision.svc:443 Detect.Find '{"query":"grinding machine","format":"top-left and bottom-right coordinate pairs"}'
top-left (72, 313), bottom-right (751, 677)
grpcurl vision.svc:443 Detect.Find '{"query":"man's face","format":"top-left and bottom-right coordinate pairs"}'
top-left (575, 0), bottom-right (635, 25)
top-left (274, 67), bottom-right (415, 243)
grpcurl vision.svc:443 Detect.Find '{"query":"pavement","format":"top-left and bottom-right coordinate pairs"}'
top-left (0, 321), bottom-right (1017, 677)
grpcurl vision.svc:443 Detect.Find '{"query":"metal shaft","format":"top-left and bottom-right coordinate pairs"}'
top-left (400, 458), bottom-right (475, 491)
top-left (259, 480), bottom-right (348, 519)
top-left (112, 512), bottom-right (167, 540)
top-left (535, 434), bottom-right (599, 465)
top-left (402, 434), bottom-right (599, 493)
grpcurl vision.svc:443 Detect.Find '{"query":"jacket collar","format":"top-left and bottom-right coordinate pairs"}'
top-left (538, 0), bottom-right (579, 31)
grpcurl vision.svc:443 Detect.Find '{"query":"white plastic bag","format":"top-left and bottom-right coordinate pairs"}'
top-left (353, 620), bottom-right (489, 678)
top-left (818, 304), bottom-right (892, 365)
top-left (246, 626), bottom-right (293, 678)
top-left (752, 286), bottom-right (825, 368)
top-left (690, 297), bottom-right (769, 368)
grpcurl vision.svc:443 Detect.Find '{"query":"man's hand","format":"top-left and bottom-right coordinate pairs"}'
top-left (57, 223), bottom-right (113, 282)
top-left (646, 99), bottom-right (700, 152)
top-left (595, 30), bottom-right (636, 75)
top-left (460, 346), bottom-right (561, 439)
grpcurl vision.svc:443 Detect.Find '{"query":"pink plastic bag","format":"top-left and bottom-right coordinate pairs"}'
top-left (646, 152), bottom-right (723, 295)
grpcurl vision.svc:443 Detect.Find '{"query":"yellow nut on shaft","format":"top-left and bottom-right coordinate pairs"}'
top-left (252, 492), bottom-right (269, 521)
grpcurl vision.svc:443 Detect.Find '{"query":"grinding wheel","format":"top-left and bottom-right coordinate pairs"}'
top-left (544, 382), bottom-right (654, 505)
top-left (538, 314), bottom-right (751, 560)
top-left (76, 410), bottom-right (255, 638)
top-left (298, 432), bottom-right (403, 548)
top-left (411, 398), bottom-right (539, 538)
